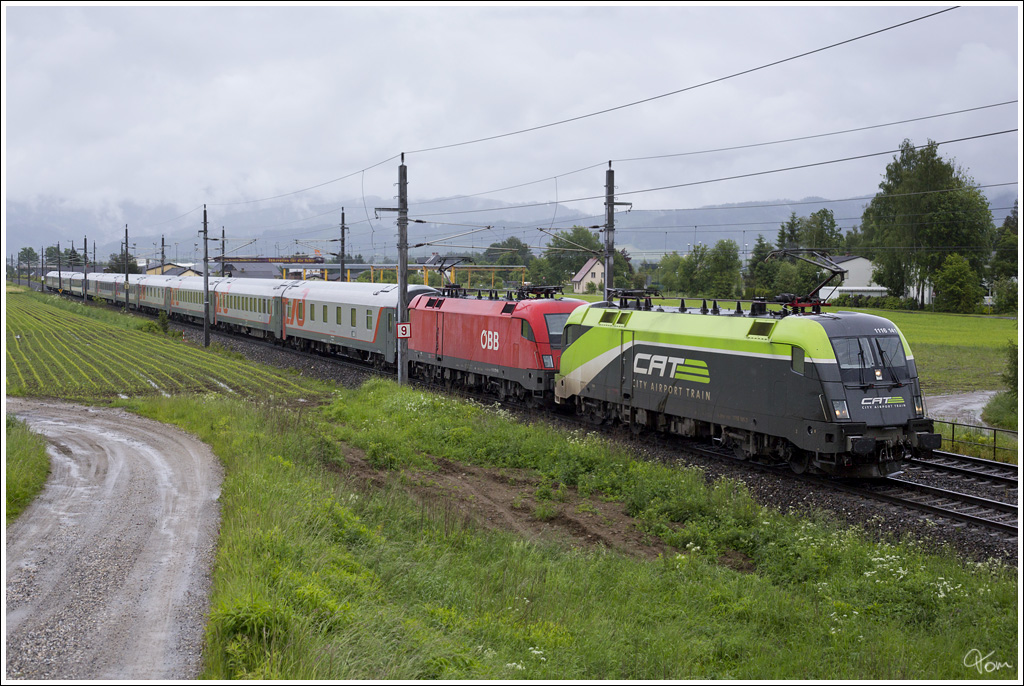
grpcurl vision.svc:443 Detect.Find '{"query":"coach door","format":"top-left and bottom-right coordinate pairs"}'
top-left (434, 312), bottom-right (444, 361)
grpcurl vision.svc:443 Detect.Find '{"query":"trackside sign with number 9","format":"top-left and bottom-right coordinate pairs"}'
top-left (397, 323), bottom-right (412, 339)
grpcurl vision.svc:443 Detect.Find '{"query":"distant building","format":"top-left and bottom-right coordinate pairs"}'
top-left (572, 257), bottom-right (604, 294)
top-left (146, 263), bottom-right (201, 277)
top-left (831, 255), bottom-right (873, 288)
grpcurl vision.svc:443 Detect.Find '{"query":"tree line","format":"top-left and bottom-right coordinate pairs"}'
top-left (13, 139), bottom-right (1017, 314)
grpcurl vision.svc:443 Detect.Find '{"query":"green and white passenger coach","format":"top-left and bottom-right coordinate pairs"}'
top-left (555, 297), bottom-right (941, 478)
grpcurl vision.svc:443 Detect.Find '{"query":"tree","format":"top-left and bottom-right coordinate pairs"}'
top-left (705, 239), bottom-right (742, 299)
top-left (655, 252), bottom-right (684, 293)
top-left (799, 208), bottom-right (843, 250)
top-left (108, 251), bottom-right (142, 274)
top-left (611, 249), bottom-right (634, 289)
top-left (677, 244), bottom-right (710, 296)
top-left (18, 247), bottom-right (39, 267)
top-left (989, 200), bottom-right (1018, 283)
top-left (482, 236), bottom-right (534, 266)
top-left (859, 139), bottom-right (994, 305)
top-left (744, 235), bottom-right (777, 296)
top-left (932, 253), bottom-right (983, 313)
top-left (776, 212), bottom-right (801, 250)
top-left (535, 226), bottom-right (601, 285)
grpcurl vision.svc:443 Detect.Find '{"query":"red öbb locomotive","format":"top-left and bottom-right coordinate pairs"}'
top-left (407, 285), bottom-right (585, 404)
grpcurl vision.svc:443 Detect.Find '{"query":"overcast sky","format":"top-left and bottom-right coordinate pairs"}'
top-left (3, 3), bottom-right (1020, 256)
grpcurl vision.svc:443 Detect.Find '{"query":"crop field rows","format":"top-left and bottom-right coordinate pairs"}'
top-left (5, 293), bottom-right (310, 400)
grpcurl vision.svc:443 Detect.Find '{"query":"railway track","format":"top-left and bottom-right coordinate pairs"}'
top-left (52, 288), bottom-right (1021, 541)
top-left (903, 450), bottom-right (1018, 489)
top-left (678, 442), bottom-right (1018, 537)
top-left (838, 477), bottom-right (1017, 537)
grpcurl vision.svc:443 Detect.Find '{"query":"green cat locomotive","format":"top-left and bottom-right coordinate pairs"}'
top-left (555, 297), bottom-right (940, 478)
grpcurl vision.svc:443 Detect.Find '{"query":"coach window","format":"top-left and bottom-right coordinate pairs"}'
top-left (310, 303), bottom-right (316, 321)
top-left (351, 308), bottom-right (356, 328)
top-left (336, 307), bottom-right (342, 325)
top-left (322, 305), bottom-right (327, 322)
top-left (366, 309), bottom-right (372, 329)
top-left (791, 346), bottom-right (805, 375)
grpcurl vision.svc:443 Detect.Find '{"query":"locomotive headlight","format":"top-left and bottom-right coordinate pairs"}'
top-left (831, 400), bottom-right (850, 420)
top-left (914, 395), bottom-right (925, 417)
top-left (542, 355), bottom-right (554, 369)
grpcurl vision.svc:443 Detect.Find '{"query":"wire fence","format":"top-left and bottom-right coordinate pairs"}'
top-left (934, 419), bottom-right (1019, 464)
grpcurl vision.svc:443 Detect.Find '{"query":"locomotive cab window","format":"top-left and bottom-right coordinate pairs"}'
top-left (544, 312), bottom-right (572, 349)
top-left (520, 319), bottom-right (535, 342)
top-left (831, 335), bottom-right (908, 385)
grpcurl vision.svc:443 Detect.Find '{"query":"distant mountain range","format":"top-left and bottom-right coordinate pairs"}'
top-left (6, 188), bottom-right (1016, 266)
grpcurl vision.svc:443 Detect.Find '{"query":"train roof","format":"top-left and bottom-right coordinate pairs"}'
top-left (566, 301), bottom-right (914, 363)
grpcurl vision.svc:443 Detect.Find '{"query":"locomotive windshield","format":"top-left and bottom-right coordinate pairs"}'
top-left (831, 335), bottom-right (908, 385)
top-left (545, 312), bottom-right (572, 349)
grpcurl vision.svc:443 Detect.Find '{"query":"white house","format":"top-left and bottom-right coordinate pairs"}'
top-left (571, 257), bottom-right (604, 294)
top-left (818, 255), bottom-right (934, 304)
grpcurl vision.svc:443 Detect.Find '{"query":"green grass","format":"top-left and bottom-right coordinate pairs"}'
top-left (934, 421), bottom-right (1018, 465)
top-left (5, 415), bottom-right (51, 523)
top-left (982, 392), bottom-right (1018, 431)
top-left (7, 284), bottom-right (1019, 679)
top-left (5, 289), bottom-right (311, 401)
top-left (116, 387), bottom-right (1018, 680)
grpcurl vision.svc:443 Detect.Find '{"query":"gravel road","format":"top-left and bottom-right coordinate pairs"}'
top-left (4, 398), bottom-right (223, 680)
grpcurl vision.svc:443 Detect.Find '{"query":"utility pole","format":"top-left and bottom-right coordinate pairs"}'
top-left (160, 235), bottom-right (166, 275)
top-left (58, 241), bottom-right (62, 292)
top-left (603, 162), bottom-right (631, 301)
top-left (124, 224), bottom-right (130, 309)
top-left (375, 155), bottom-right (409, 385)
top-left (221, 227), bottom-right (226, 277)
top-left (83, 236), bottom-right (89, 299)
top-left (202, 205), bottom-right (210, 347)
top-left (339, 209), bottom-right (347, 282)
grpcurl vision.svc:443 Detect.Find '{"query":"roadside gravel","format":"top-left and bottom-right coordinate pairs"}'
top-left (4, 399), bottom-right (223, 680)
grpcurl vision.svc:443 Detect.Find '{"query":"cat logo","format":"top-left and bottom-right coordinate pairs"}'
top-left (861, 396), bottom-right (906, 407)
top-left (633, 353), bottom-right (709, 384)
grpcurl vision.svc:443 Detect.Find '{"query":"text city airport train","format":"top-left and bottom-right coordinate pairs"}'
top-left (45, 270), bottom-right (940, 477)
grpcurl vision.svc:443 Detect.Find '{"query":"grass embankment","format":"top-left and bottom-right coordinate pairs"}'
top-left (5, 287), bottom-right (1019, 679)
top-left (982, 392), bottom-right (1019, 430)
top-left (5, 415), bottom-right (51, 523)
top-left (123, 384), bottom-right (1018, 680)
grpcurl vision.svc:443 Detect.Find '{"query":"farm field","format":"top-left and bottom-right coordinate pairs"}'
top-left (4, 287), bottom-right (1018, 680)
top-left (5, 288), bottom-right (310, 400)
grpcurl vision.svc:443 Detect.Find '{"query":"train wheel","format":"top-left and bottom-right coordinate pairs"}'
top-left (789, 452), bottom-right (809, 474)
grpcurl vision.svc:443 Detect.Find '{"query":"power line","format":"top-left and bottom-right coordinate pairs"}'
top-left (404, 7), bottom-right (959, 156)
top-left (403, 132), bottom-right (1017, 221)
top-left (408, 99), bottom-right (1016, 210)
